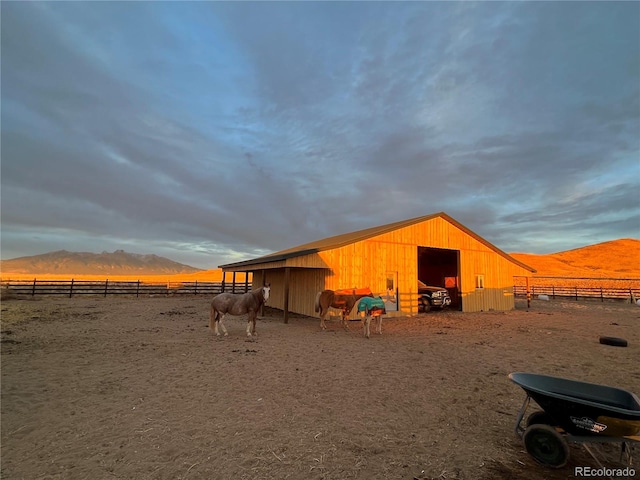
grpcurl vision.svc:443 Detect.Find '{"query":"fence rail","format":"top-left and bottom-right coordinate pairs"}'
top-left (513, 276), bottom-right (640, 302)
top-left (4, 277), bottom-right (639, 302)
top-left (1, 279), bottom-right (251, 297)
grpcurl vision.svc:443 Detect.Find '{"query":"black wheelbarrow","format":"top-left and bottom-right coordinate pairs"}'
top-left (509, 372), bottom-right (640, 470)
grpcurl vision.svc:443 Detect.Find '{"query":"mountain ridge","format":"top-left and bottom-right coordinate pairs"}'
top-left (0, 250), bottom-right (202, 275)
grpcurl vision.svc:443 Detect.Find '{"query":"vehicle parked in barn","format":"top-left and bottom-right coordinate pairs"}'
top-left (418, 280), bottom-right (452, 312)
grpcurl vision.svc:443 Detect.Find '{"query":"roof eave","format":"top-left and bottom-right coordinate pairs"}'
top-left (219, 248), bottom-right (320, 270)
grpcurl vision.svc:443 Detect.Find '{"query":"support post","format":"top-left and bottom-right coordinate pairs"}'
top-left (245, 272), bottom-right (249, 292)
top-left (104, 279), bottom-right (109, 297)
top-left (283, 267), bottom-right (290, 324)
top-left (221, 272), bottom-right (226, 293)
top-left (69, 279), bottom-right (74, 298)
top-left (526, 277), bottom-right (530, 309)
top-left (232, 272), bottom-right (236, 294)
top-left (260, 270), bottom-right (265, 317)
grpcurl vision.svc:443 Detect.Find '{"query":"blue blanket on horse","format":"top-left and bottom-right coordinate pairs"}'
top-left (357, 296), bottom-right (386, 315)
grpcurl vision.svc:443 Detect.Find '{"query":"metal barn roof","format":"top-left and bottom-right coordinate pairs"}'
top-left (219, 212), bottom-right (535, 273)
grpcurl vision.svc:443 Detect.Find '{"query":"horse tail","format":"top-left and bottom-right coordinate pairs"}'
top-left (314, 291), bottom-right (322, 313)
top-left (209, 302), bottom-right (217, 330)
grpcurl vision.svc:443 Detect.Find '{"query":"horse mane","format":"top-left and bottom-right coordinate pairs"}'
top-left (250, 284), bottom-right (269, 304)
top-left (250, 287), bottom-right (264, 300)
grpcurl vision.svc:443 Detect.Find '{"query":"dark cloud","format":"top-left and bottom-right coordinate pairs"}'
top-left (1, 2), bottom-right (638, 268)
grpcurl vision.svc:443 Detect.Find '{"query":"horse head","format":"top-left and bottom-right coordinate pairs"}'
top-left (262, 283), bottom-right (271, 303)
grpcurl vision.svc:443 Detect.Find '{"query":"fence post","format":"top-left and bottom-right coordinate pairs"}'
top-left (221, 272), bottom-right (226, 293)
top-left (552, 285), bottom-right (555, 299)
top-left (575, 286), bottom-right (578, 301)
top-left (136, 280), bottom-right (140, 298)
top-left (600, 287), bottom-right (603, 302)
top-left (105, 279), bottom-right (109, 297)
top-left (69, 279), bottom-right (74, 298)
top-left (194, 281), bottom-right (198, 295)
top-left (526, 277), bottom-right (530, 308)
top-left (245, 273), bottom-right (249, 293)
top-left (32, 278), bottom-right (37, 296)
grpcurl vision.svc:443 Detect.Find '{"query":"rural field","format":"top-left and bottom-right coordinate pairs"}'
top-left (1, 294), bottom-right (639, 480)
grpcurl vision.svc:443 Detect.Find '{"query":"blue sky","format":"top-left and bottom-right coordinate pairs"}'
top-left (1, 1), bottom-right (638, 269)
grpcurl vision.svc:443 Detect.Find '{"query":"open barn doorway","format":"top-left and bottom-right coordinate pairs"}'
top-left (417, 247), bottom-right (461, 310)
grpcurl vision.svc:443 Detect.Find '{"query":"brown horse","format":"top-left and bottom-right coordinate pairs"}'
top-left (314, 287), bottom-right (373, 331)
top-left (210, 284), bottom-right (270, 339)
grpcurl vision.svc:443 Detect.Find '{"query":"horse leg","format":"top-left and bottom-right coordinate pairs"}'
top-left (210, 304), bottom-right (217, 331)
top-left (320, 307), bottom-right (328, 330)
top-left (342, 309), bottom-right (350, 331)
top-left (376, 315), bottom-right (383, 335)
top-left (210, 306), bottom-right (221, 336)
top-left (246, 312), bottom-right (256, 338)
top-left (218, 313), bottom-right (228, 337)
top-left (363, 315), bottom-right (371, 338)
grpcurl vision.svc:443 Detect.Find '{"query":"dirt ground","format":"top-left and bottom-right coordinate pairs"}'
top-left (1, 295), bottom-right (639, 480)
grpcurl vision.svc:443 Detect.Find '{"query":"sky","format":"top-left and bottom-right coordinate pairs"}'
top-left (1, 1), bottom-right (639, 270)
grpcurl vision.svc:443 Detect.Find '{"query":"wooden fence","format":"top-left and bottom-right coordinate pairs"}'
top-left (513, 276), bottom-right (640, 302)
top-left (1, 278), bottom-right (251, 297)
top-left (4, 276), bottom-right (639, 303)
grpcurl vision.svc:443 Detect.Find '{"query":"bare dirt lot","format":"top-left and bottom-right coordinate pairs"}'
top-left (1, 295), bottom-right (639, 480)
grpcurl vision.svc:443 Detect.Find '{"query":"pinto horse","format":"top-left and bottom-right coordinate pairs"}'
top-left (210, 284), bottom-right (270, 338)
top-left (314, 287), bottom-right (374, 331)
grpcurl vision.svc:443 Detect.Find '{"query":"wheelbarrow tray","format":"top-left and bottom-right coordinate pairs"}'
top-left (510, 372), bottom-right (640, 437)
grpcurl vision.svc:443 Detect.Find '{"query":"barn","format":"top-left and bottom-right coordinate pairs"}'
top-left (219, 212), bottom-right (535, 321)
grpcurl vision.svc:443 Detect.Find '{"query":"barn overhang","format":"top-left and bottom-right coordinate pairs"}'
top-left (219, 248), bottom-right (319, 271)
top-left (221, 263), bottom-right (326, 273)
top-left (219, 264), bottom-right (328, 324)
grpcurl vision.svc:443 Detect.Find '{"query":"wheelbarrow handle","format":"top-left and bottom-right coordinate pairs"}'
top-left (515, 394), bottom-right (531, 437)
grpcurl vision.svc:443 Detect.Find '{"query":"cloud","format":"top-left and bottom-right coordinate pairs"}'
top-left (1, 2), bottom-right (638, 268)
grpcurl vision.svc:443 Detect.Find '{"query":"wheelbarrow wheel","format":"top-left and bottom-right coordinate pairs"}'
top-left (526, 410), bottom-right (555, 427)
top-left (523, 424), bottom-right (569, 468)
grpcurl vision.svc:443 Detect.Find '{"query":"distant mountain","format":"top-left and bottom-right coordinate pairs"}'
top-left (0, 250), bottom-right (203, 275)
top-left (510, 239), bottom-right (640, 278)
